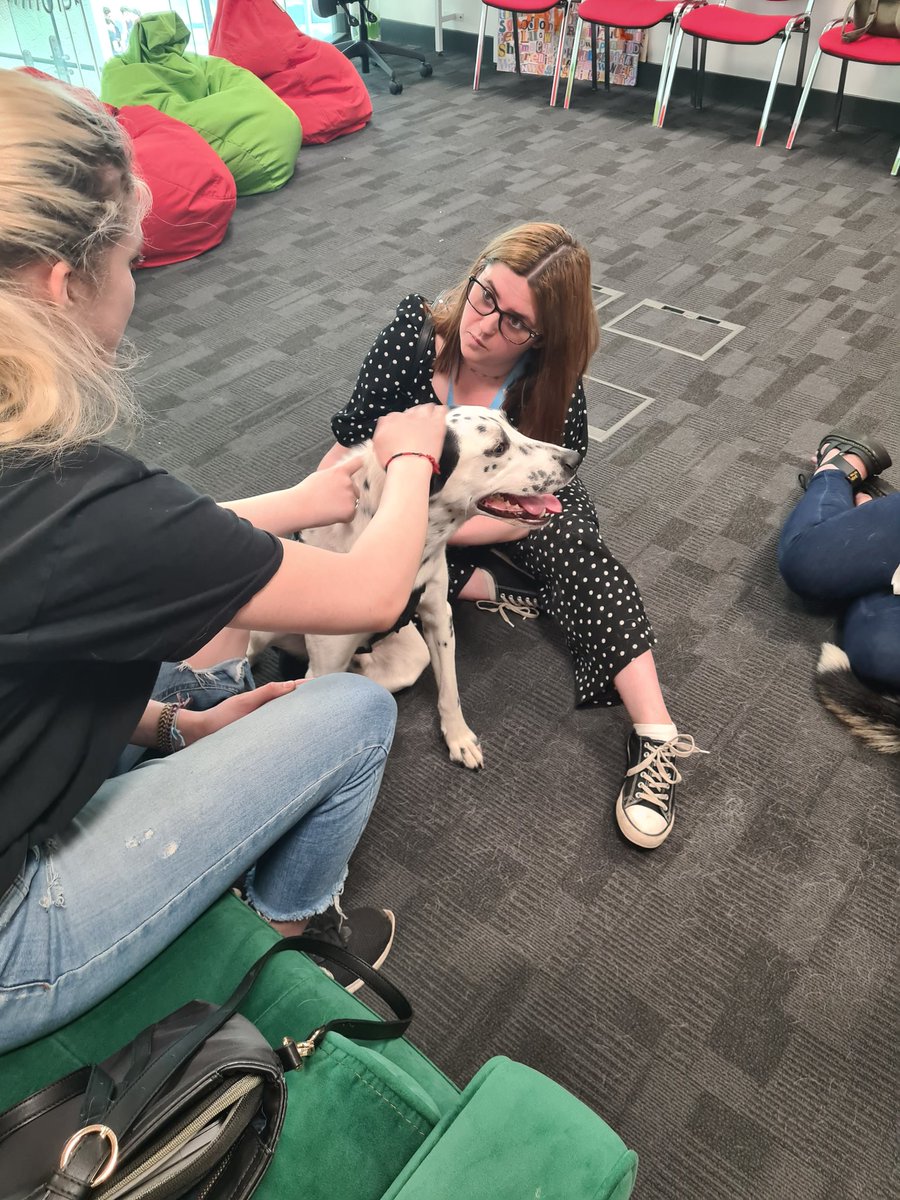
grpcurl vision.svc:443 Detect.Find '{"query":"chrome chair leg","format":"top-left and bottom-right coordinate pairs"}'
top-left (549, 1), bottom-right (571, 106)
top-left (785, 43), bottom-right (823, 149)
top-left (795, 24), bottom-right (809, 88)
top-left (833, 57), bottom-right (848, 129)
top-left (653, 17), bottom-right (678, 125)
top-left (756, 30), bottom-right (792, 146)
top-left (473, 3), bottom-right (488, 90)
top-left (563, 15), bottom-right (585, 108)
top-left (697, 38), bottom-right (707, 108)
top-left (656, 25), bottom-right (685, 127)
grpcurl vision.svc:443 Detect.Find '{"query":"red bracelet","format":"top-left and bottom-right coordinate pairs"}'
top-left (385, 452), bottom-right (441, 476)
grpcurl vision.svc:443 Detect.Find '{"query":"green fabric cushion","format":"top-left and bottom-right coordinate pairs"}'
top-left (381, 1057), bottom-right (638, 1200)
top-left (100, 12), bottom-right (301, 195)
top-left (0, 897), bottom-right (636, 1199)
top-left (0, 893), bottom-right (457, 1116)
top-left (261, 1033), bottom-right (440, 1200)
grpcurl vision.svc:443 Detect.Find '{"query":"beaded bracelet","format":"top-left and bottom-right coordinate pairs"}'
top-left (385, 452), bottom-right (440, 476)
top-left (156, 702), bottom-right (186, 754)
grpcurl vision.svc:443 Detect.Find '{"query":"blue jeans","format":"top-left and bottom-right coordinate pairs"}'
top-left (778, 471), bottom-right (900, 688)
top-left (0, 665), bottom-right (397, 1052)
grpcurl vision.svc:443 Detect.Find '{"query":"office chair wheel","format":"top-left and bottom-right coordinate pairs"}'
top-left (420, 63), bottom-right (433, 78)
top-left (389, 79), bottom-right (403, 94)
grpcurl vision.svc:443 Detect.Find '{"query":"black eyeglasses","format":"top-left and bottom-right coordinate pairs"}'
top-left (465, 277), bottom-right (539, 346)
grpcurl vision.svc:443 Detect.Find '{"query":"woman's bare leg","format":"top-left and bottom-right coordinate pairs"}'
top-left (613, 650), bottom-right (673, 726)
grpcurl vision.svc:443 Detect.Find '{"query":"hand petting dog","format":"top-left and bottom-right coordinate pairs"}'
top-left (293, 454), bottom-right (365, 527)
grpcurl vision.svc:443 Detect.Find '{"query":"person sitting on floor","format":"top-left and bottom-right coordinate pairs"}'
top-left (0, 69), bottom-right (447, 1053)
top-left (319, 221), bottom-right (704, 849)
top-left (778, 430), bottom-right (900, 751)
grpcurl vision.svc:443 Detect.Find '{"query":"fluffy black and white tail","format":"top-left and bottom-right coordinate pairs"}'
top-left (815, 643), bottom-right (900, 755)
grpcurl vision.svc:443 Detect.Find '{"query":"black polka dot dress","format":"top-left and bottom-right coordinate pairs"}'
top-left (332, 295), bottom-right (656, 708)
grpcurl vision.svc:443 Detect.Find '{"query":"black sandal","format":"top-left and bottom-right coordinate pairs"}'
top-left (798, 430), bottom-right (892, 492)
top-left (860, 476), bottom-right (898, 499)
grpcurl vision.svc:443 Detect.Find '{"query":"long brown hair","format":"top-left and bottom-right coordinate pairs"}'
top-left (0, 70), bottom-right (147, 459)
top-left (431, 222), bottom-right (598, 444)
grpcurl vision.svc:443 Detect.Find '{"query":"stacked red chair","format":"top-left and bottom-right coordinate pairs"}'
top-left (18, 68), bottom-right (236, 269)
top-left (787, 18), bottom-right (900, 176)
top-left (550, 0), bottom-right (691, 121)
top-left (209, 0), bottom-right (372, 145)
top-left (656, 0), bottom-right (816, 146)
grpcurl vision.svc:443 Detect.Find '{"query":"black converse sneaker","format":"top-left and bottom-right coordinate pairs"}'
top-left (472, 549), bottom-right (541, 626)
top-left (304, 901), bottom-right (396, 994)
top-left (615, 731), bottom-right (704, 849)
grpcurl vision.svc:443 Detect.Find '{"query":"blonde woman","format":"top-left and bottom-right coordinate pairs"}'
top-left (324, 224), bottom-right (703, 849)
top-left (0, 70), bottom-right (446, 1052)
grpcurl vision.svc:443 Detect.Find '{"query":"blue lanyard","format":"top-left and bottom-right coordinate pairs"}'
top-left (446, 364), bottom-right (520, 410)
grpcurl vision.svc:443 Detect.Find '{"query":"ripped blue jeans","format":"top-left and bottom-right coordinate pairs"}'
top-left (0, 660), bottom-right (397, 1052)
top-left (111, 657), bottom-right (256, 775)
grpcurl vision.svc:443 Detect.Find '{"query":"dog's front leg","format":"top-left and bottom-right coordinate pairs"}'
top-left (417, 563), bottom-right (483, 770)
top-left (305, 632), bottom-right (366, 679)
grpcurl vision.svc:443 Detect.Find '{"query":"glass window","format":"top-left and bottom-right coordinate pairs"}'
top-left (0, 1), bottom-right (335, 95)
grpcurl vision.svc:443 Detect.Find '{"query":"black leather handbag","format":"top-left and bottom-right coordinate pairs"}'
top-left (0, 935), bottom-right (412, 1200)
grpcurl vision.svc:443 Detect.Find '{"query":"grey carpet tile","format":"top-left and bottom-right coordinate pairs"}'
top-left (122, 47), bottom-right (899, 1200)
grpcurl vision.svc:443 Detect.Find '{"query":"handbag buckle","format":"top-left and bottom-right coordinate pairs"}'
top-left (59, 1124), bottom-right (120, 1187)
top-left (280, 1027), bottom-right (326, 1070)
top-left (283, 1035), bottom-right (318, 1059)
top-left (288, 1028), bottom-right (324, 1056)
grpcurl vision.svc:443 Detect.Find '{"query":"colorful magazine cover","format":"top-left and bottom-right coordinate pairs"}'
top-left (496, 9), bottom-right (645, 88)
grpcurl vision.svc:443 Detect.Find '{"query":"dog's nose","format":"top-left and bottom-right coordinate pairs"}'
top-left (558, 449), bottom-right (581, 472)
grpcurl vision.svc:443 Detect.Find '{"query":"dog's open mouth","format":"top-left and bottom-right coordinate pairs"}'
top-left (477, 493), bottom-right (563, 525)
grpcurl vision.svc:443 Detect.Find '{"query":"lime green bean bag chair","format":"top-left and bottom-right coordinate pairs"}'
top-left (0, 895), bottom-right (638, 1200)
top-left (101, 11), bottom-right (301, 195)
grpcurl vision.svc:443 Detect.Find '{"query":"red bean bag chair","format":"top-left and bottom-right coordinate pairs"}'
top-left (113, 105), bottom-right (237, 268)
top-left (209, 0), bottom-right (372, 145)
top-left (18, 68), bottom-right (236, 269)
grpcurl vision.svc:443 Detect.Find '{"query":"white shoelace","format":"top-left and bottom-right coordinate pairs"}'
top-left (476, 597), bottom-right (540, 627)
top-left (627, 735), bottom-right (707, 813)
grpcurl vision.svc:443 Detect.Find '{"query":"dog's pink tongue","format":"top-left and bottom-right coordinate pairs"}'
top-left (518, 494), bottom-right (562, 516)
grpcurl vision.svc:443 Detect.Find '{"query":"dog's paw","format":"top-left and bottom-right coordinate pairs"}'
top-left (446, 728), bottom-right (484, 770)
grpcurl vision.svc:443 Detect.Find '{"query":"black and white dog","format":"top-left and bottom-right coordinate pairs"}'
top-left (251, 407), bottom-right (579, 768)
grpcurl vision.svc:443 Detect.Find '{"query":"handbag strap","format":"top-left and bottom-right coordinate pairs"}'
top-left (841, 0), bottom-right (876, 39)
top-left (414, 310), bottom-right (435, 367)
top-left (81, 932), bottom-right (412, 1143)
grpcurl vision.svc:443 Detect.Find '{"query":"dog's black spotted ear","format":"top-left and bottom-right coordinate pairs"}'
top-left (431, 427), bottom-right (459, 495)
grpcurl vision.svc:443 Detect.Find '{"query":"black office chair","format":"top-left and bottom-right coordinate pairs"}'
top-left (313, 1), bottom-right (432, 94)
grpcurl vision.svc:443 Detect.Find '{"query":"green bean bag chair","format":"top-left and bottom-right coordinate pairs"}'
top-left (101, 11), bottom-right (301, 195)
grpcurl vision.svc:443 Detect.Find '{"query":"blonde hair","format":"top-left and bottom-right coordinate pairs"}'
top-left (432, 222), bottom-right (599, 444)
top-left (0, 70), bottom-right (148, 459)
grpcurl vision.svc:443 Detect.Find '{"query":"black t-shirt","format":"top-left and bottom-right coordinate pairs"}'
top-left (0, 444), bottom-right (283, 894)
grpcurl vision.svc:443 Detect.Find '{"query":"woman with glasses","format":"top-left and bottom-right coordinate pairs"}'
top-left (324, 223), bottom-right (702, 849)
